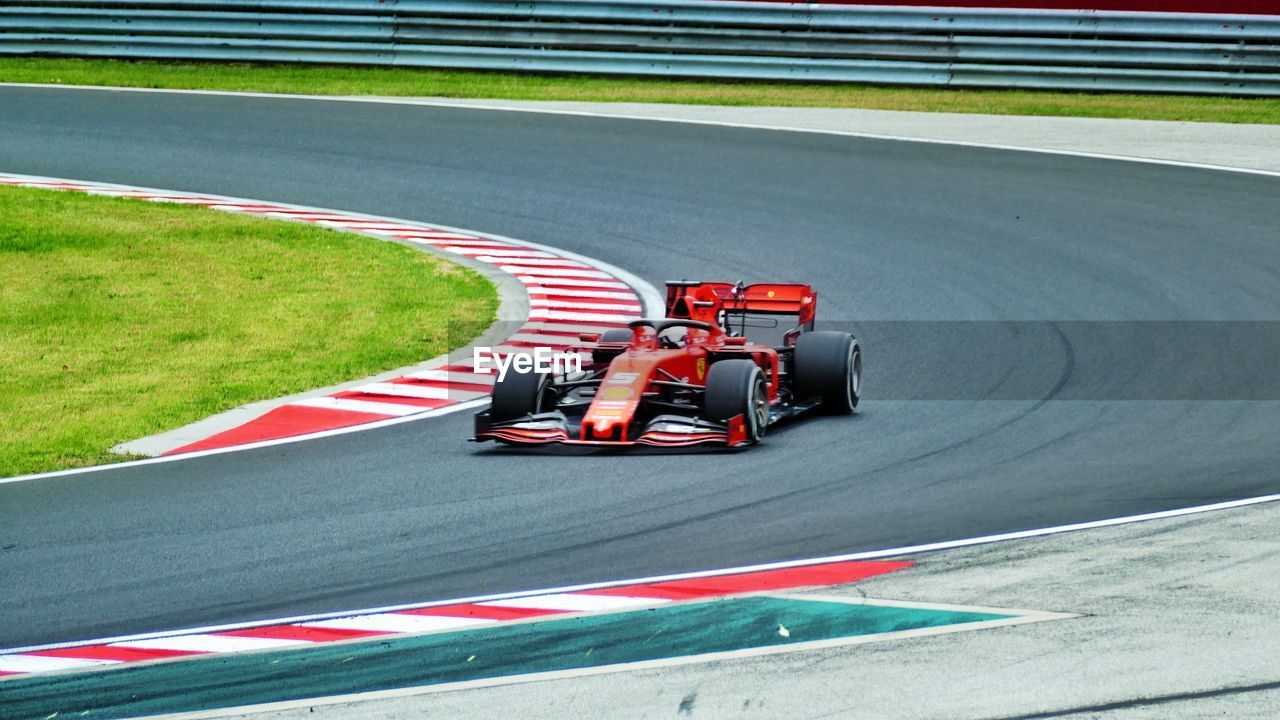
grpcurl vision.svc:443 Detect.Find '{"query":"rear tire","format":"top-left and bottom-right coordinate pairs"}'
top-left (489, 365), bottom-right (553, 422)
top-left (792, 331), bottom-right (860, 414)
top-left (704, 359), bottom-right (768, 444)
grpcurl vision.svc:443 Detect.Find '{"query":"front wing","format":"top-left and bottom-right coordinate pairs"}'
top-left (473, 411), bottom-right (750, 448)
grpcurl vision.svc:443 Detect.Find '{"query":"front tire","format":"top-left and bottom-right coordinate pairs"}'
top-left (704, 359), bottom-right (769, 444)
top-left (489, 365), bottom-right (553, 422)
top-left (792, 331), bottom-right (860, 414)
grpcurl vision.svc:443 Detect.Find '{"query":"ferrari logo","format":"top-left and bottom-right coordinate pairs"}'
top-left (767, 290), bottom-right (775, 298)
top-left (695, 358), bottom-right (706, 381)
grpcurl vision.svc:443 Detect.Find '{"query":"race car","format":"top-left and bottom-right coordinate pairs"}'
top-left (472, 280), bottom-right (860, 448)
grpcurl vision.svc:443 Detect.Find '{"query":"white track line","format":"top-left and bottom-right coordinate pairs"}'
top-left (482, 594), bottom-right (668, 612)
top-left (112, 635), bottom-right (306, 653)
top-left (300, 614), bottom-right (491, 634)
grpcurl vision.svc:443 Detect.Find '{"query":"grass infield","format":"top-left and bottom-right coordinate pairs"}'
top-left (0, 185), bottom-right (496, 477)
top-left (2, 58), bottom-right (1279, 124)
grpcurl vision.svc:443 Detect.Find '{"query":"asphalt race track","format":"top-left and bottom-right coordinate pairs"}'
top-left (2, 87), bottom-right (1278, 650)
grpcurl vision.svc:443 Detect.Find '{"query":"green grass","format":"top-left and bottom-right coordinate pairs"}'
top-left (4, 57), bottom-right (1280, 124)
top-left (0, 186), bottom-right (497, 477)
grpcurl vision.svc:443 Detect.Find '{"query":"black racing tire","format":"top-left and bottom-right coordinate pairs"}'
top-left (792, 331), bottom-right (860, 414)
top-left (489, 365), bottom-right (553, 422)
top-left (704, 359), bottom-right (769, 444)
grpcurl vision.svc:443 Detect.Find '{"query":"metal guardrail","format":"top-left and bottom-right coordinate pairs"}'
top-left (2, 0), bottom-right (1279, 95)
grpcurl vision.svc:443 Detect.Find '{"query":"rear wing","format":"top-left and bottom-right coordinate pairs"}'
top-left (665, 280), bottom-right (817, 333)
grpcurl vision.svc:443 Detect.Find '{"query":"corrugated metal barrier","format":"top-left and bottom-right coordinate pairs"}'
top-left (2, 0), bottom-right (1279, 95)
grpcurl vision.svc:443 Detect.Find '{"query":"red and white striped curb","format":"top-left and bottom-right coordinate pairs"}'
top-left (0, 560), bottom-right (909, 678)
top-left (0, 172), bottom-right (649, 455)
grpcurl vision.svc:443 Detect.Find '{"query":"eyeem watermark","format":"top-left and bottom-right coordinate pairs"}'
top-left (473, 346), bottom-right (583, 382)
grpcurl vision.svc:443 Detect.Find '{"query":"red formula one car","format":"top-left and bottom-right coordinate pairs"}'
top-left (472, 281), bottom-right (860, 448)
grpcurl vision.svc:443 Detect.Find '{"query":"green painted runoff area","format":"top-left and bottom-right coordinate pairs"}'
top-left (0, 596), bottom-right (1011, 719)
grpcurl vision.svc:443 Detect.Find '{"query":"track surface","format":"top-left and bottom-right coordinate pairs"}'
top-left (2, 87), bottom-right (1278, 649)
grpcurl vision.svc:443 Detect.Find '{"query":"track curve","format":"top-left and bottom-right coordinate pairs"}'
top-left (2, 86), bottom-right (1278, 649)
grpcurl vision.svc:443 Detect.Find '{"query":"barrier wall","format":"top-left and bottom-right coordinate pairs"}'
top-left (2, 0), bottom-right (1278, 95)
top-left (742, 1), bottom-right (1280, 16)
